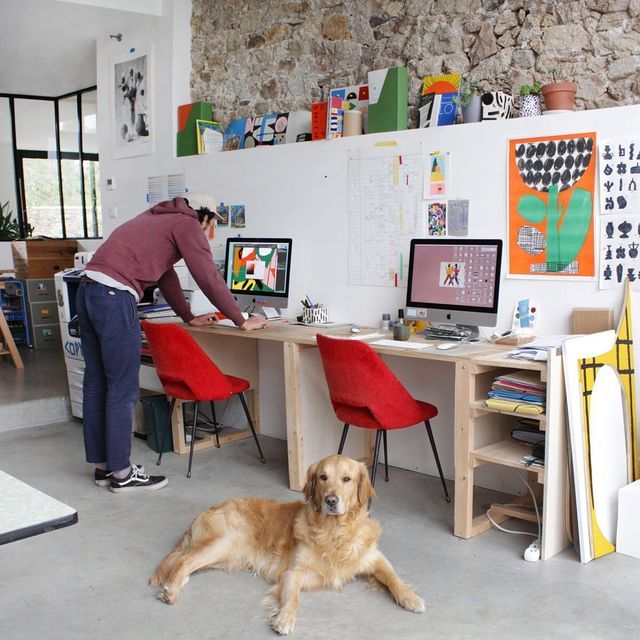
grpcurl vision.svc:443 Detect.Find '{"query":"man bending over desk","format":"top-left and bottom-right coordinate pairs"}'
top-left (77, 193), bottom-right (268, 494)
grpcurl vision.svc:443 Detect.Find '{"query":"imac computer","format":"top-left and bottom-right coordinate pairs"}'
top-left (224, 237), bottom-right (292, 319)
top-left (405, 238), bottom-right (503, 340)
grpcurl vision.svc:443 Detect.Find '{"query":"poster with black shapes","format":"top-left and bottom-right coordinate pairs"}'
top-left (598, 212), bottom-right (640, 290)
top-left (599, 139), bottom-right (640, 214)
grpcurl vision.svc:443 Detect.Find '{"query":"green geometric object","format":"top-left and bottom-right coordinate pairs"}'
top-left (177, 102), bottom-right (213, 157)
top-left (367, 66), bottom-right (408, 133)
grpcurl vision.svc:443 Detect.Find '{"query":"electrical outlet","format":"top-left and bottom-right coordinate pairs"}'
top-left (108, 207), bottom-right (118, 219)
top-left (106, 177), bottom-right (116, 190)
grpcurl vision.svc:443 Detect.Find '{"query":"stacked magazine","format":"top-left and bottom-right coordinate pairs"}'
top-left (485, 370), bottom-right (546, 415)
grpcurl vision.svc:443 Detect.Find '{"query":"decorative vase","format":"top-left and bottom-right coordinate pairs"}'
top-left (461, 95), bottom-right (482, 123)
top-left (520, 94), bottom-right (542, 117)
top-left (541, 82), bottom-right (577, 111)
top-left (480, 91), bottom-right (514, 121)
top-left (135, 113), bottom-right (149, 136)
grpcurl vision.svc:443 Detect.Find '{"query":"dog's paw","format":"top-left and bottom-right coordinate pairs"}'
top-left (271, 611), bottom-right (297, 635)
top-left (396, 589), bottom-right (425, 614)
top-left (158, 587), bottom-right (178, 605)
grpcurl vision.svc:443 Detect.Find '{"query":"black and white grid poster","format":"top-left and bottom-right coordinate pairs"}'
top-left (599, 212), bottom-right (640, 289)
top-left (599, 139), bottom-right (640, 215)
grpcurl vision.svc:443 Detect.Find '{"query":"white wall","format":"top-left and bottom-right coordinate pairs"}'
top-left (94, 1), bottom-right (635, 493)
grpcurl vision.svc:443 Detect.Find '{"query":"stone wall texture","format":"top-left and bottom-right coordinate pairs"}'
top-left (191, 0), bottom-right (640, 127)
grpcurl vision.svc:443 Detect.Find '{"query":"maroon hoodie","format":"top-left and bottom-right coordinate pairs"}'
top-left (86, 198), bottom-right (245, 326)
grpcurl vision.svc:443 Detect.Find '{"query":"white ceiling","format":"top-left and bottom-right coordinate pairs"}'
top-left (0, 0), bottom-right (158, 96)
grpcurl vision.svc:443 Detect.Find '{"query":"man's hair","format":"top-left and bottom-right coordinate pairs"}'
top-left (196, 208), bottom-right (216, 225)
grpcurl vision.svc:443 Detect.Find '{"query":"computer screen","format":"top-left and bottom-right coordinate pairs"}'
top-left (224, 238), bottom-right (292, 317)
top-left (405, 238), bottom-right (503, 332)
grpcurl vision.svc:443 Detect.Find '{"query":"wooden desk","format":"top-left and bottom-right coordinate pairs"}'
top-left (186, 322), bottom-right (569, 559)
top-left (0, 470), bottom-right (77, 544)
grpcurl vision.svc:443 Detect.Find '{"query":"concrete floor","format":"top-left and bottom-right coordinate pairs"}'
top-left (1, 421), bottom-right (640, 640)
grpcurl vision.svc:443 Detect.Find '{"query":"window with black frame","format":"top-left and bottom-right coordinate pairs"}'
top-left (8, 87), bottom-right (100, 240)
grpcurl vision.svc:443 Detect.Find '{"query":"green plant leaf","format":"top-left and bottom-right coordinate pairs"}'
top-left (517, 194), bottom-right (547, 223)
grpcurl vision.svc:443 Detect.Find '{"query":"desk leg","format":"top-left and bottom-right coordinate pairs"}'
top-left (284, 341), bottom-right (305, 491)
top-left (454, 361), bottom-right (475, 538)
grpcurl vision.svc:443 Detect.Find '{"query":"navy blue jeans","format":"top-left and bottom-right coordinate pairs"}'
top-left (76, 279), bottom-right (141, 471)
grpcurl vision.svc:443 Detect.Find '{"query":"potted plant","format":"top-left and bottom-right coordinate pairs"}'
top-left (541, 68), bottom-right (577, 111)
top-left (453, 80), bottom-right (483, 123)
top-left (0, 201), bottom-right (19, 241)
top-left (519, 81), bottom-right (543, 117)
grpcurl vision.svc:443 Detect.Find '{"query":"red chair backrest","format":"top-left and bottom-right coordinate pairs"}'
top-left (142, 321), bottom-right (234, 399)
top-left (316, 333), bottom-right (423, 427)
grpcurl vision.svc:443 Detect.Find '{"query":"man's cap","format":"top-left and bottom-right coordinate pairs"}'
top-left (184, 192), bottom-right (223, 220)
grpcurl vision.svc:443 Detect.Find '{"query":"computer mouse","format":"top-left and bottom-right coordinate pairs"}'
top-left (436, 342), bottom-right (458, 351)
top-left (524, 539), bottom-right (540, 562)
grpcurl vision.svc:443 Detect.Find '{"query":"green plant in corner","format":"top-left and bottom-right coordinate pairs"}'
top-left (453, 79), bottom-right (483, 108)
top-left (0, 201), bottom-right (19, 241)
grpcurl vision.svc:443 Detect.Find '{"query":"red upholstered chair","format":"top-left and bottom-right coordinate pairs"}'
top-left (316, 333), bottom-right (450, 501)
top-left (142, 321), bottom-right (265, 477)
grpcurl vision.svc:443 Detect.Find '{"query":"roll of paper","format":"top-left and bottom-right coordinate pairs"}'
top-left (343, 110), bottom-right (363, 137)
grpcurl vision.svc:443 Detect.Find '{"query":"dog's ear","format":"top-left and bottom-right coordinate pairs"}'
top-left (357, 462), bottom-right (375, 508)
top-left (303, 462), bottom-right (318, 504)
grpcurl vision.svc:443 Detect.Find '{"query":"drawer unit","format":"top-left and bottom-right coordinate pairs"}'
top-left (27, 278), bottom-right (56, 302)
top-left (32, 324), bottom-right (61, 349)
top-left (30, 301), bottom-right (59, 326)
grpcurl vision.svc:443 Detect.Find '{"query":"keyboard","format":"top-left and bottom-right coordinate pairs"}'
top-left (370, 339), bottom-right (431, 350)
top-left (422, 324), bottom-right (474, 340)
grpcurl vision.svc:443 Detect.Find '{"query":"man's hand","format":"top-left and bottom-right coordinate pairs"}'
top-left (188, 313), bottom-right (218, 326)
top-left (241, 316), bottom-right (268, 331)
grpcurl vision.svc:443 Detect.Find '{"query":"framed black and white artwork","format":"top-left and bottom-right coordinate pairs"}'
top-left (110, 45), bottom-right (153, 159)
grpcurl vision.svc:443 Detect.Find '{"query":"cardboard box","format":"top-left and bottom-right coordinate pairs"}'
top-left (12, 240), bottom-right (77, 279)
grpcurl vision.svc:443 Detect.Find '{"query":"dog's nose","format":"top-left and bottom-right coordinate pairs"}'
top-left (324, 495), bottom-right (338, 508)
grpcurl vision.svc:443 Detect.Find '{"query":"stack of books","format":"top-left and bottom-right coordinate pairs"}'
top-left (485, 370), bottom-right (546, 415)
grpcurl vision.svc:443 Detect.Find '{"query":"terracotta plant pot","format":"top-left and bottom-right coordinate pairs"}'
top-left (541, 82), bottom-right (577, 111)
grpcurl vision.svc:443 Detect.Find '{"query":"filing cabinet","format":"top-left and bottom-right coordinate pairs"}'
top-left (27, 278), bottom-right (60, 349)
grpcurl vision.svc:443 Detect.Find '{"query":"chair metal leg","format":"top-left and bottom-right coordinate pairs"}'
top-left (425, 420), bottom-right (451, 503)
top-left (382, 430), bottom-right (389, 482)
top-left (239, 392), bottom-right (266, 464)
top-left (156, 397), bottom-right (176, 466)
top-left (187, 401), bottom-right (200, 478)
top-left (210, 401), bottom-right (220, 448)
top-left (338, 424), bottom-right (349, 454)
top-left (370, 430), bottom-right (383, 488)
top-left (368, 430), bottom-right (383, 510)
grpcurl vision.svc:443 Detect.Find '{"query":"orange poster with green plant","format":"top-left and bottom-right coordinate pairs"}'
top-left (508, 132), bottom-right (596, 278)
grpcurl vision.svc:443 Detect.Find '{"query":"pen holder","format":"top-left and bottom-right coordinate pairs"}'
top-left (393, 324), bottom-right (412, 341)
top-left (302, 306), bottom-right (329, 324)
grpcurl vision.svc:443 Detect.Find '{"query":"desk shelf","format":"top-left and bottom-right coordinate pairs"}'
top-left (471, 439), bottom-right (544, 483)
top-left (454, 351), bottom-right (569, 560)
top-left (469, 400), bottom-right (547, 428)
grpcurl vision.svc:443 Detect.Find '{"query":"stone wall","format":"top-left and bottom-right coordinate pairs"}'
top-left (191, 0), bottom-right (640, 127)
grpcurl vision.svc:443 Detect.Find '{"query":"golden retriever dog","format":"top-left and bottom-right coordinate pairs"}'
top-left (149, 454), bottom-right (425, 635)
